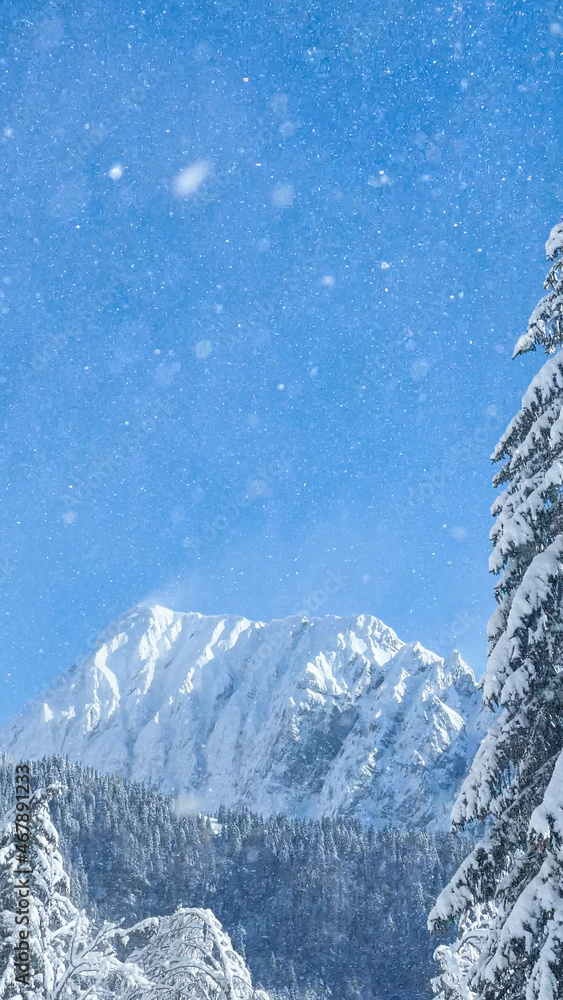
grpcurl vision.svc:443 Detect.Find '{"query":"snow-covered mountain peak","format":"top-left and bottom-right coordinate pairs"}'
top-left (0, 605), bottom-right (485, 830)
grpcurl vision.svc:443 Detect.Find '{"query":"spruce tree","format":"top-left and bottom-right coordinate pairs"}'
top-left (0, 782), bottom-right (76, 1000)
top-left (0, 782), bottom-right (148, 1000)
top-left (0, 786), bottom-right (20, 1000)
top-left (429, 219), bottom-right (563, 1000)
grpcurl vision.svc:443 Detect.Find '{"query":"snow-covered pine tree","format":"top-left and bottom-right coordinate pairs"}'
top-left (432, 904), bottom-right (495, 1000)
top-left (0, 782), bottom-right (75, 1000)
top-left (121, 907), bottom-right (268, 1000)
top-left (0, 791), bottom-right (20, 1000)
top-left (429, 220), bottom-right (563, 1000)
top-left (0, 782), bottom-right (149, 1000)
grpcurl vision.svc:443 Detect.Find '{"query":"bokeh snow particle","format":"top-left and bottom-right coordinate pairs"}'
top-left (108, 163), bottom-right (124, 180)
top-left (410, 360), bottom-right (429, 382)
top-left (272, 184), bottom-right (294, 207)
top-left (270, 94), bottom-right (289, 113)
top-left (450, 527), bottom-right (468, 542)
top-left (245, 479), bottom-right (271, 500)
top-left (318, 275), bottom-right (335, 287)
top-left (279, 122), bottom-right (295, 139)
top-left (368, 173), bottom-right (392, 188)
top-left (172, 160), bottom-right (211, 198)
top-left (195, 340), bottom-right (213, 359)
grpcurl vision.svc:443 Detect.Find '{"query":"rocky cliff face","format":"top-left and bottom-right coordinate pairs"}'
top-left (0, 604), bottom-right (485, 829)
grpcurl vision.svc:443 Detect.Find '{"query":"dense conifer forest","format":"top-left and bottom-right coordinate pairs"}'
top-left (0, 755), bottom-right (469, 1000)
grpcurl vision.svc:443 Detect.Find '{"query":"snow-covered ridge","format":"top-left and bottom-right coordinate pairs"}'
top-left (0, 605), bottom-right (486, 830)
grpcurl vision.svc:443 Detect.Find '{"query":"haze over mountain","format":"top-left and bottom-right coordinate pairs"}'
top-left (0, 605), bottom-right (486, 829)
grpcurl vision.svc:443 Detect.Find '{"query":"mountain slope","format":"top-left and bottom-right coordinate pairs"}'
top-left (0, 605), bottom-right (486, 829)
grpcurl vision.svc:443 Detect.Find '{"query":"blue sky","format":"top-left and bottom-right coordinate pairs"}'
top-left (1, 0), bottom-right (562, 724)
